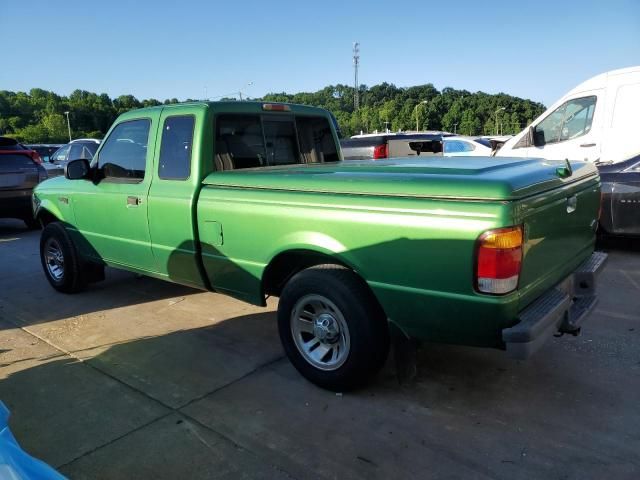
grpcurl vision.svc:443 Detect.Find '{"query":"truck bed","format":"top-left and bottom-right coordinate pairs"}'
top-left (197, 157), bottom-right (600, 347)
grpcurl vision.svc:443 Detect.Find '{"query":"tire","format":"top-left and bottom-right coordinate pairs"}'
top-left (40, 222), bottom-right (88, 293)
top-left (277, 264), bottom-right (390, 391)
top-left (23, 216), bottom-right (41, 230)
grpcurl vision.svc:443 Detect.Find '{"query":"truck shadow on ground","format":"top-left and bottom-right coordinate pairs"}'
top-left (1, 310), bottom-right (638, 480)
top-left (0, 220), bottom-right (199, 331)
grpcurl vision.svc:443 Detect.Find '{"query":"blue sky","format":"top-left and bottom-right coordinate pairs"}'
top-left (2, 0), bottom-right (639, 106)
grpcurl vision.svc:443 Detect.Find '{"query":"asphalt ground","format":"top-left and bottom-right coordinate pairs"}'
top-left (1, 218), bottom-right (639, 479)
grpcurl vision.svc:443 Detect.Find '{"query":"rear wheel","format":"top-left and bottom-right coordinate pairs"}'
top-left (277, 265), bottom-right (389, 391)
top-left (40, 222), bottom-right (87, 293)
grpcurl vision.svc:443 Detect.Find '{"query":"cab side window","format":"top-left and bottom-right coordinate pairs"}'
top-left (158, 116), bottom-right (194, 180)
top-left (559, 98), bottom-right (596, 141)
top-left (534, 96), bottom-right (596, 146)
top-left (98, 119), bottom-right (150, 181)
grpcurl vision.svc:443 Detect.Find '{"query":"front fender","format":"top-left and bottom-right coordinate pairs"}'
top-left (34, 196), bottom-right (74, 225)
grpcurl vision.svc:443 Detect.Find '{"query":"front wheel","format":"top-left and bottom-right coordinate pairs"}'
top-left (277, 265), bottom-right (389, 391)
top-left (40, 222), bottom-right (87, 293)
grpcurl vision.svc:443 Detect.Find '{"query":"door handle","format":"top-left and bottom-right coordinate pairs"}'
top-left (580, 143), bottom-right (596, 148)
top-left (127, 196), bottom-right (141, 206)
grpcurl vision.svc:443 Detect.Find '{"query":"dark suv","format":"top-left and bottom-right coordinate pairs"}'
top-left (0, 137), bottom-right (48, 228)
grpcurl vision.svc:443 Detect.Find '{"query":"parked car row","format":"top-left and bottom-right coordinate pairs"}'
top-left (24, 144), bottom-right (64, 163)
top-left (0, 137), bottom-right (48, 228)
top-left (0, 136), bottom-right (101, 228)
top-left (39, 139), bottom-right (101, 177)
top-left (340, 132), bottom-right (453, 160)
top-left (340, 132), bottom-right (507, 161)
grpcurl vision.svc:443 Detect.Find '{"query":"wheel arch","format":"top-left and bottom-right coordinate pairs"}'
top-left (35, 205), bottom-right (61, 227)
top-left (261, 248), bottom-right (387, 322)
top-left (262, 248), bottom-right (352, 297)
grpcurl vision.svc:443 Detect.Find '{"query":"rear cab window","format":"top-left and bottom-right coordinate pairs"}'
top-left (214, 113), bottom-right (338, 171)
top-left (158, 115), bottom-right (195, 180)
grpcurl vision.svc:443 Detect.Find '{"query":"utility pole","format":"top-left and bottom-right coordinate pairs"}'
top-left (414, 100), bottom-right (428, 132)
top-left (494, 107), bottom-right (505, 135)
top-left (353, 42), bottom-right (360, 110)
top-left (453, 123), bottom-right (458, 135)
top-left (238, 81), bottom-right (253, 102)
top-left (64, 111), bottom-right (72, 142)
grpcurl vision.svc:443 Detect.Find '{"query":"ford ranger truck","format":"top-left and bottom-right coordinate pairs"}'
top-left (32, 102), bottom-right (607, 391)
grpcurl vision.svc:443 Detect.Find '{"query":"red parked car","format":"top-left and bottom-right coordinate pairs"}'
top-left (0, 137), bottom-right (48, 228)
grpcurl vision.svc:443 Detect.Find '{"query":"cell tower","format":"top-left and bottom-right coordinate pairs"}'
top-left (353, 42), bottom-right (360, 110)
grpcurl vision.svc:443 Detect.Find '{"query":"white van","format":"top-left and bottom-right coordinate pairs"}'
top-left (497, 66), bottom-right (640, 164)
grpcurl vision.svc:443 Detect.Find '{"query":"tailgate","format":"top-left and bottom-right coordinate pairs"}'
top-left (516, 173), bottom-right (600, 310)
top-left (0, 153), bottom-right (39, 190)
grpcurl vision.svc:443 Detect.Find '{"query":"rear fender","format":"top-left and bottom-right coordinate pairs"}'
top-left (269, 231), bottom-right (361, 272)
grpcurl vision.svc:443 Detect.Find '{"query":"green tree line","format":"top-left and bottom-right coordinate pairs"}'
top-left (0, 84), bottom-right (545, 143)
top-left (263, 83), bottom-right (545, 137)
top-left (0, 89), bottom-right (180, 143)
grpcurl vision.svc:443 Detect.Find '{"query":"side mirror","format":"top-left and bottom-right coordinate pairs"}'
top-left (526, 126), bottom-right (535, 147)
top-left (65, 158), bottom-right (90, 180)
top-left (530, 126), bottom-right (545, 147)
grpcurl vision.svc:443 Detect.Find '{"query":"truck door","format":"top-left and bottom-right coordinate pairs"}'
top-left (71, 115), bottom-right (159, 271)
top-left (611, 160), bottom-right (640, 235)
top-left (147, 108), bottom-right (208, 289)
top-left (530, 93), bottom-right (601, 162)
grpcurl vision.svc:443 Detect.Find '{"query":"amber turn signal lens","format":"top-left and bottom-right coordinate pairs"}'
top-left (479, 226), bottom-right (523, 249)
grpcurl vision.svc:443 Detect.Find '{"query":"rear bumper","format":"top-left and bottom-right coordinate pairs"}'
top-left (502, 251), bottom-right (608, 359)
top-left (0, 191), bottom-right (32, 218)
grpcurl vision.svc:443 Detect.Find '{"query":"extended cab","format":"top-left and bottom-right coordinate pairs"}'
top-left (33, 102), bottom-right (606, 390)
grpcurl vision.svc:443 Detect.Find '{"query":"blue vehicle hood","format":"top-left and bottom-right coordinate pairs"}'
top-left (0, 402), bottom-right (65, 479)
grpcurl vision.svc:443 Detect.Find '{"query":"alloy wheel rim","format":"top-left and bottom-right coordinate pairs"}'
top-left (290, 294), bottom-right (351, 371)
top-left (44, 238), bottom-right (65, 281)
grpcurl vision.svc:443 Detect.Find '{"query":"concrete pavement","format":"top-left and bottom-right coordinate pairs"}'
top-left (0, 219), bottom-right (639, 479)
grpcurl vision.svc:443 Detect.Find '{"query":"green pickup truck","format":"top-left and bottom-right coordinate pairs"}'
top-left (33, 101), bottom-right (606, 390)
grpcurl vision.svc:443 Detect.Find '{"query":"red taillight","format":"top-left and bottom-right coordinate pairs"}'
top-left (475, 226), bottom-right (523, 295)
top-left (373, 143), bottom-right (388, 159)
top-left (30, 151), bottom-right (43, 164)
